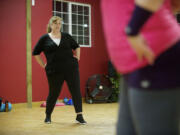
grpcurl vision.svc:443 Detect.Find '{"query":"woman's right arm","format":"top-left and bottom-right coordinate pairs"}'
top-left (34, 55), bottom-right (46, 68)
top-left (33, 35), bottom-right (46, 68)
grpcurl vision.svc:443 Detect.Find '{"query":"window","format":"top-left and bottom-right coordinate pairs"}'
top-left (53, 0), bottom-right (91, 47)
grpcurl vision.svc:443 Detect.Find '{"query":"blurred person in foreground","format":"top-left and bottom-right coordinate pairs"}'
top-left (101, 0), bottom-right (180, 134)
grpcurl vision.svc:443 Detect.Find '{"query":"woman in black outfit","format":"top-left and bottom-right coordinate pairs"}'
top-left (32, 16), bottom-right (86, 124)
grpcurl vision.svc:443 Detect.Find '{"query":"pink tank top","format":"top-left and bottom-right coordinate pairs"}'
top-left (101, 0), bottom-right (180, 74)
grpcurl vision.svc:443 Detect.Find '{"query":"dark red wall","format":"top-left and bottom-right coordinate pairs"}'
top-left (0, 0), bottom-right (109, 103)
top-left (0, 0), bottom-right (26, 103)
top-left (31, 0), bottom-right (53, 102)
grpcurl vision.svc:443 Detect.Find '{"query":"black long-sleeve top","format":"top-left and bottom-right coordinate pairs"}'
top-left (126, 41), bottom-right (180, 90)
top-left (32, 32), bottom-right (80, 74)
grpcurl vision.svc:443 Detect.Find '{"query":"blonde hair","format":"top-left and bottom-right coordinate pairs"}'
top-left (47, 16), bottom-right (62, 33)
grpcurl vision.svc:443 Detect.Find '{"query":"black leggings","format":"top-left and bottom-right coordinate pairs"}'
top-left (45, 68), bottom-right (82, 116)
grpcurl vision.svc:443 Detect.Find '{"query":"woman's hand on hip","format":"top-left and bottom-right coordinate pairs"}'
top-left (127, 34), bottom-right (155, 65)
top-left (42, 63), bottom-right (47, 68)
top-left (73, 55), bottom-right (80, 61)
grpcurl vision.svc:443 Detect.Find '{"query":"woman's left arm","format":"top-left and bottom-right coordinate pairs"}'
top-left (74, 47), bottom-right (80, 61)
top-left (126, 0), bottom-right (165, 65)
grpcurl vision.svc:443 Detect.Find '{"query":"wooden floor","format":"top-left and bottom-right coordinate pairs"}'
top-left (0, 102), bottom-right (118, 135)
